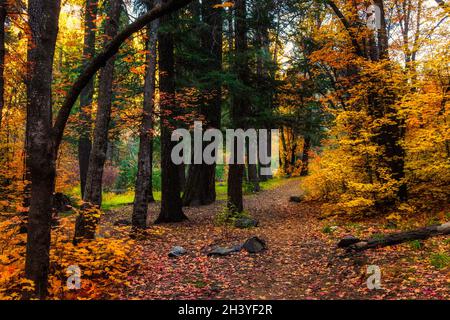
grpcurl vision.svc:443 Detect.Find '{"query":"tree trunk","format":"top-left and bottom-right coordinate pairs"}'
top-left (155, 3), bottom-right (187, 223)
top-left (24, 0), bottom-right (61, 298)
top-left (338, 222), bottom-right (450, 251)
top-left (0, 0), bottom-right (5, 129)
top-left (78, 0), bottom-right (98, 199)
top-left (227, 0), bottom-right (248, 213)
top-left (132, 15), bottom-right (159, 229)
top-left (75, 0), bottom-right (121, 242)
top-left (247, 140), bottom-right (260, 192)
top-left (259, 129), bottom-right (272, 181)
top-left (300, 136), bottom-right (310, 176)
top-left (254, 1), bottom-right (273, 182)
top-left (182, 0), bottom-right (222, 206)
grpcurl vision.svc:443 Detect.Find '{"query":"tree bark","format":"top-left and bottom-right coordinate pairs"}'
top-left (155, 2), bottom-right (187, 223)
top-left (227, 0), bottom-right (249, 213)
top-left (0, 0), bottom-right (5, 129)
top-left (182, 0), bottom-right (222, 206)
top-left (300, 136), bottom-right (310, 176)
top-left (259, 129), bottom-right (272, 181)
top-left (78, 0), bottom-right (98, 199)
top-left (254, 0), bottom-right (273, 182)
top-left (75, 0), bottom-right (121, 242)
top-left (24, 0), bottom-right (61, 298)
top-left (132, 15), bottom-right (159, 229)
top-left (338, 222), bottom-right (450, 251)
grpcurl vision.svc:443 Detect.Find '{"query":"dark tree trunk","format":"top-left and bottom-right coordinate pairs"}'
top-left (228, 160), bottom-right (244, 213)
top-left (182, 0), bottom-right (222, 206)
top-left (24, 0), bottom-right (61, 298)
top-left (247, 163), bottom-right (260, 192)
top-left (254, 1), bottom-right (273, 182)
top-left (75, 0), bottom-right (121, 242)
top-left (259, 130), bottom-right (272, 181)
top-left (78, 0), bottom-right (98, 199)
top-left (132, 16), bottom-right (159, 229)
top-left (155, 3), bottom-right (187, 223)
top-left (0, 1), bottom-right (5, 129)
top-left (300, 136), bottom-right (310, 176)
top-left (227, 0), bottom-right (249, 213)
top-left (247, 140), bottom-right (260, 192)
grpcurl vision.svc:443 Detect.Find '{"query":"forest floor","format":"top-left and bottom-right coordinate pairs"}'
top-left (105, 178), bottom-right (449, 300)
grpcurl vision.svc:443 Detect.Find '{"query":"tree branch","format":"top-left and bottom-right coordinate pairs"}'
top-left (52, 0), bottom-right (193, 151)
top-left (324, 0), bottom-right (364, 57)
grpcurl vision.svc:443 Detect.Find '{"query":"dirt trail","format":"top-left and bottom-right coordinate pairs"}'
top-left (114, 179), bottom-right (449, 300)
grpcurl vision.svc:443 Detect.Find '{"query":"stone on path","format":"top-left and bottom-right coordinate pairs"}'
top-left (207, 244), bottom-right (243, 257)
top-left (235, 217), bottom-right (259, 229)
top-left (169, 246), bottom-right (187, 257)
top-left (289, 196), bottom-right (303, 203)
top-left (243, 237), bottom-right (267, 253)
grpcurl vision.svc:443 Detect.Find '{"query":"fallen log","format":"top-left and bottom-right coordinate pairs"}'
top-left (338, 222), bottom-right (450, 251)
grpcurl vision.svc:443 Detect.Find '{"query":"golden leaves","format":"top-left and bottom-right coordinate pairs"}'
top-left (213, 2), bottom-right (234, 9)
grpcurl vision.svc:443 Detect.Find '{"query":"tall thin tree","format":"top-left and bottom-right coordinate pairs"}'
top-left (0, 0), bottom-right (6, 128)
top-left (132, 0), bottom-right (159, 229)
top-left (78, 0), bottom-right (98, 198)
top-left (227, 0), bottom-right (250, 213)
top-left (155, 0), bottom-right (187, 223)
top-left (74, 0), bottom-right (122, 241)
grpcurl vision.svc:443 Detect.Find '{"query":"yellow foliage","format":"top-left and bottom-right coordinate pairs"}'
top-left (0, 216), bottom-right (142, 300)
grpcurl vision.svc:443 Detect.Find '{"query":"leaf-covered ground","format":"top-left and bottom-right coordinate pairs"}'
top-left (104, 179), bottom-right (449, 300)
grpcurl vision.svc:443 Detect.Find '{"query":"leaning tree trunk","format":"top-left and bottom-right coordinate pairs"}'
top-left (78, 0), bottom-right (98, 199)
top-left (338, 222), bottom-right (450, 251)
top-left (24, 0), bottom-right (61, 298)
top-left (0, 0), bottom-right (5, 129)
top-left (227, 0), bottom-right (249, 214)
top-left (74, 0), bottom-right (121, 242)
top-left (155, 3), bottom-right (187, 223)
top-left (132, 16), bottom-right (159, 229)
top-left (182, 0), bottom-right (222, 206)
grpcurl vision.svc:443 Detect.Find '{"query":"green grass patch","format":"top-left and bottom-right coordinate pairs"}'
top-left (408, 240), bottom-right (423, 250)
top-left (430, 252), bottom-right (450, 269)
top-left (102, 191), bottom-right (161, 211)
top-left (322, 225), bottom-right (332, 234)
top-left (68, 177), bottom-right (290, 211)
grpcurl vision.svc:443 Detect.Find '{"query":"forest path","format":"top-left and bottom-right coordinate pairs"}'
top-left (115, 178), bottom-right (449, 300)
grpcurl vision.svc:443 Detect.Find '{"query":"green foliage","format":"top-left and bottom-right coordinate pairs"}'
top-left (408, 240), bottom-right (423, 250)
top-left (322, 225), bottom-right (332, 234)
top-left (430, 253), bottom-right (450, 269)
top-left (215, 206), bottom-right (251, 227)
